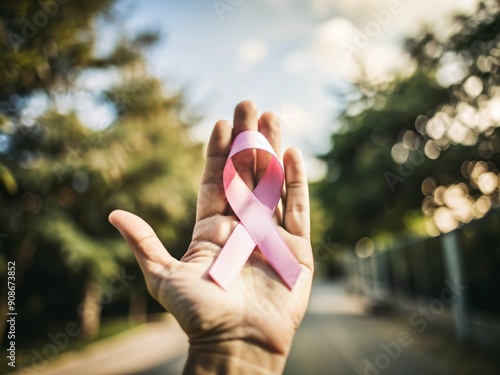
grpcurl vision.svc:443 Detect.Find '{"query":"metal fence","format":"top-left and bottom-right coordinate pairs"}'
top-left (344, 209), bottom-right (500, 355)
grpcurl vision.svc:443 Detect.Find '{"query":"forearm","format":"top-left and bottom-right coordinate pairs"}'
top-left (183, 340), bottom-right (288, 375)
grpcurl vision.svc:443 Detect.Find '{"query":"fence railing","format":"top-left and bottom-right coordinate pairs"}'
top-left (342, 209), bottom-right (500, 354)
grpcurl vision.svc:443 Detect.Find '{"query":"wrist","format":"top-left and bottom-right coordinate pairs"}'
top-left (183, 339), bottom-right (288, 375)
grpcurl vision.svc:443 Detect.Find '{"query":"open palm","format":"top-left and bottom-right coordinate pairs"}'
top-left (109, 101), bottom-right (313, 366)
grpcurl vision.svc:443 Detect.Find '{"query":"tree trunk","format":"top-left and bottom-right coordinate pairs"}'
top-left (80, 280), bottom-right (101, 339)
top-left (0, 235), bottom-right (37, 340)
top-left (0, 289), bottom-right (8, 341)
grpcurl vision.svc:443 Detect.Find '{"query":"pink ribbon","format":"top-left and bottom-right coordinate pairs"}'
top-left (208, 130), bottom-right (302, 290)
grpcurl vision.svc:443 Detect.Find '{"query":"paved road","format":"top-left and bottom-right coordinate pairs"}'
top-left (14, 283), bottom-right (499, 375)
top-left (284, 313), bottom-right (499, 375)
top-left (137, 283), bottom-right (500, 375)
top-left (9, 316), bottom-right (188, 375)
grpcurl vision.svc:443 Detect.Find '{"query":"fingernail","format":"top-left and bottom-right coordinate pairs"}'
top-left (108, 213), bottom-right (121, 230)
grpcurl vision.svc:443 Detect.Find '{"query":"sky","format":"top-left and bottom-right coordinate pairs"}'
top-left (84, 0), bottom-right (479, 181)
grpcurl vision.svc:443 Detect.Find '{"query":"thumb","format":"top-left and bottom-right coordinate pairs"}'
top-left (109, 210), bottom-right (176, 278)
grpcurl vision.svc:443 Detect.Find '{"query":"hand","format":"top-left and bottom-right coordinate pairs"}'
top-left (109, 101), bottom-right (313, 374)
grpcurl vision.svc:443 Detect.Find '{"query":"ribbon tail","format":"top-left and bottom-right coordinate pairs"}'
top-left (255, 230), bottom-right (302, 289)
top-left (208, 223), bottom-right (256, 290)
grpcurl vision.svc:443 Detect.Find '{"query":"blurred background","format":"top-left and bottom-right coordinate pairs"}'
top-left (1, 0), bottom-right (500, 374)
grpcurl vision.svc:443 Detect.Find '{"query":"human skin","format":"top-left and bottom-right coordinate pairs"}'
top-left (109, 100), bottom-right (314, 374)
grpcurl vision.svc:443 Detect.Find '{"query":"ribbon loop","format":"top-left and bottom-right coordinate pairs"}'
top-left (208, 131), bottom-right (302, 290)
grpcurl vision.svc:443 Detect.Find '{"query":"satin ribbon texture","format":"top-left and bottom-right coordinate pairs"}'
top-left (208, 130), bottom-right (302, 290)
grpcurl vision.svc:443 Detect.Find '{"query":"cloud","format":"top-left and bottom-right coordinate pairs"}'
top-left (274, 102), bottom-right (329, 181)
top-left (309, 0), bottom-right (384, 19)
top-left (309, 0), bottom-right (478, 22)
top-left (236, 39), bottom-right (269, 69)
top-left (282, 17), bottom-right (355, 76)
top-left (360, 44), bottom-right (416, 83)
top-left (282, 0), bottom-right (479, 84)
top-left (282, 16), bottom-right (415, 83)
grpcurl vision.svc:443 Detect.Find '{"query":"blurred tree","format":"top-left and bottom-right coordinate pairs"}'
top-left (0, 0), bottom-right (202, 339)
top-left (317, 1), bottom-right (500, 252)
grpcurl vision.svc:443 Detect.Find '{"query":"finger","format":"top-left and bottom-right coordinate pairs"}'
top-left (232, 100), bottom-right (259, 190)
top-left (196, 120), bottom-right (232, 222)
top-left (279, 229), bottom-right (314, 272)
top-left (257, 111), bottom-right (283, 224)
top-left (109, 210), bottom-right (176, 276)
top-left (283, 148), bottom-right (310, 240)
top-left (257, 111), bottom-right (281, 181)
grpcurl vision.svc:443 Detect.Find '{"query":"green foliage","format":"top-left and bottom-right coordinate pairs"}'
top-left (318, 1), bottom-right (500, 248)
top-left (0, 163), bottom-right (17, 194)
top-left (0, 0), bottom-right (115, 100)
top-left (0, 0), bottom-right (203, 338)
top-left (318, 71), bottom-right (438, 245)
